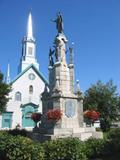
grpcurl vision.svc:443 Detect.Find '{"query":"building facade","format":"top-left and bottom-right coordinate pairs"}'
top-left (0, 13), bottom-right (47, 129)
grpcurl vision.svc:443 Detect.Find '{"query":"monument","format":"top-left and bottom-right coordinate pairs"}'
top-left (38, 12), bottom-right (103, 141)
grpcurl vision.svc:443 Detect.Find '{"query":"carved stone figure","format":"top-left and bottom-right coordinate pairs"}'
top-left (53, 12), bottom-right (64, 34)
top-left (54, 46), bottom-right (59, 62)
top-left (49, 48), bottom-right (54, 66)
top-left (54, 35), bottom-right (67, 63)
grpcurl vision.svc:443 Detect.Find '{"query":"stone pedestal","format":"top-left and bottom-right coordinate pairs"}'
top-left (40, 61), bottom-right (103, 141)
top-left (38, 21), bottom-right (103, 141)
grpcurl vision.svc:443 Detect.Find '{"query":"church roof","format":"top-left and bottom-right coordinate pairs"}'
top-left (10, 64), bottom-right (48, 86)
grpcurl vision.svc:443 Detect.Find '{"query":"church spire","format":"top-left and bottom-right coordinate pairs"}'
top-left (18, 12), bottom-right (39, 73)
top-left (6, 62), bottom-right (10, 84)
top-left (27, 12), bottom-right (33, 38)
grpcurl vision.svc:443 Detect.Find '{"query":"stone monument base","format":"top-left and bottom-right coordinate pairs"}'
top-left (31, 127), bottom-right (103, 142)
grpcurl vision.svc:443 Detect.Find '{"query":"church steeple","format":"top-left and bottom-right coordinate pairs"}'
top-left (6, 62), bottom-right (10, 84)
top-left (18, 12), bottom-right (39, 73)
top-left (27, 12), bottom-right (33, 38)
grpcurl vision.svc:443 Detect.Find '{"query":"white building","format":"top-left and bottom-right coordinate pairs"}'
top-left (0, 13), bottom-right (48, 129)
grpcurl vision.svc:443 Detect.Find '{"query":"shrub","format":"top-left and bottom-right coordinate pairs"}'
top-left (5, 135), bottom-right (44, 160)
top-left (44, 137), bottom-right (87, 160)
top-left (0, 131), bottom-right (12, 160)
top-left (84, 138), bottom-right (106, 158)
top-left (8, 128), bottom-right (28, 137)
top-left (31, 143), bottom-right (45, 160)
top-left (44, 138), bottom-right (67, 160)
top-left (63, 138), bottom-right (87, 160)
top-left (5, 136), bottom-right (33, 160)
top-left (106, 128), bottom-right (120, 140)
top-left (106, 128), bottom-right (120, 154)
top-left (1, 129), bottom-right (120, 160)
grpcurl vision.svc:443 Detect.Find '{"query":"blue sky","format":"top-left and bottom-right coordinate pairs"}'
top-left (0, 0), bottom-right (120, 92)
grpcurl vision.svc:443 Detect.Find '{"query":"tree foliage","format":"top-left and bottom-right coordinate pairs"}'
top-left (84, 80), bottom-right (120, 131)
top-left (0, 71), bottom-right (11, 113)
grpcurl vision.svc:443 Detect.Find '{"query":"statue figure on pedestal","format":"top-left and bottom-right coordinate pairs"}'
top-left (52, 12), bottom-right (68, 64)
top-left (54, 35), bottom-right (67, 63)
top-left (53, 12), bottom-right (64, 34)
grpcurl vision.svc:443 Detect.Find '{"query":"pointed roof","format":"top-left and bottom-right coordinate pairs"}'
top-left (76, 80), bottom-right (80, 92)
top-left (11, 64), bottom-right (48, 86)
top-left (6, 62), bottom-right (10, 84)
top-left (21, 102), bottom-right (39, 108)
top-left (27, 12), bottom-right (33, 38)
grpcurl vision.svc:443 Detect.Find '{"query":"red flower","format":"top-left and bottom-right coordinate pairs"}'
top-left (46, 109), bottom-right (62, 121)
top-left (31, 113), bottom-right (42, 123)
top-left (84, 110), bottom-right (100, 122)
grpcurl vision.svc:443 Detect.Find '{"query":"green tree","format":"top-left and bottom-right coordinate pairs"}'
top-left (0, 71), bottom-right (11, 113)
top-left (84, 80), bottom-right (120, 132)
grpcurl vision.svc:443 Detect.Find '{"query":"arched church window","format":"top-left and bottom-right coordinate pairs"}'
top-left (15, 92), bottom-right (21, 101)
top-left (29, 85), bottom-right (33, 94)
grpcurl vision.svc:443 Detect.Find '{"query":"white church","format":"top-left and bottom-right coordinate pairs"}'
top-left (0, 13), bottom-right (48, 129)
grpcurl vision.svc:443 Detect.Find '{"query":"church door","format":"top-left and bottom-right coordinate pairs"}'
top-left (22, 103), bottom-right (37, 127)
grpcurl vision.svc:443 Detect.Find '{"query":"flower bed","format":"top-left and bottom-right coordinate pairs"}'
top-left (84, 110), bottom-right (100, 122)
top-left (31, 113), bottom-right (42, 123)
top-left (46, 109), bottom-right (62, 121)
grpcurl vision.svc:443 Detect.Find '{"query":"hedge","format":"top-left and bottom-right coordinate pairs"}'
top-left (0, 129), bottom-right (120, 160)
top-left (0, 132), bottom-right (44, 160)
top-left (0, 131), bottom-right (12, 160)
top-left (105, 128), bottom-right (120, 154)
top-left (43, 138), bottom-right (87, 160)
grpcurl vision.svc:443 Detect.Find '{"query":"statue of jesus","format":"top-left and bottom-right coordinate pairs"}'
top-left (53, 12), bottom-right (64, 34)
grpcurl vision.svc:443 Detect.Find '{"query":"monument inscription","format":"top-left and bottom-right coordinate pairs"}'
top-left (65, 100), bottom-right (75, 118)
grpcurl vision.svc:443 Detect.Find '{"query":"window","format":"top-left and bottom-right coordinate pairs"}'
top-left (28, 47), bottom-right (33, 55)
top-left (15, 92), bottom-right (21, 101)
top-left (28, 73), bottom-right (35, 80)
top-left (25, 112), bottom-right (32, 118)
top-left (29, 85), bottom-right (33, 94)
top-left (2, 112), bottom-right (13, 128)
